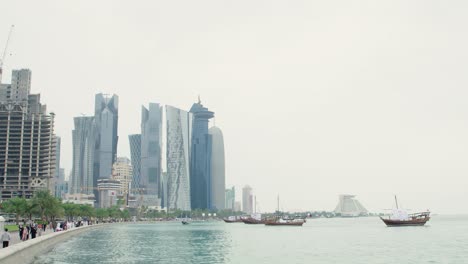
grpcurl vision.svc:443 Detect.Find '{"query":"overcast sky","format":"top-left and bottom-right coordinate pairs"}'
top-left (1, 0), bottom-right (467, 214)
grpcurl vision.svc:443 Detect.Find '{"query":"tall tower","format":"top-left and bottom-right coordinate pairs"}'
top-left (128, 134), bottom-right (141, 194)
top-left (94, 93), bottom-right (118, 206)
top-left (189, 98), bottom-right (214, 210)
top-left (70, 116), bottom-right (96, 197)
top-left (166, 105), bottom-right (192, 211)
top-left (209, 126), bottom-right (225, 210)
top-left (140, 103), bottom-right (162, 205)
top-left (94, 93), bottom-right (119, 180)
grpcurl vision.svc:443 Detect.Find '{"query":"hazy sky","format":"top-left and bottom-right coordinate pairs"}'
top-left (1, 0), bottom-right (467, 214)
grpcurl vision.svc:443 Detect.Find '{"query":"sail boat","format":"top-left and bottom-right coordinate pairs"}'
top-left (380, 196), bottom-right (430, 226)
top-left (264, 195), bottom-right (304, 226)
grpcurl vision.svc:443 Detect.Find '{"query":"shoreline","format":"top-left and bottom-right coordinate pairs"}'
top-left (0, 223), bottom-right (106, 264)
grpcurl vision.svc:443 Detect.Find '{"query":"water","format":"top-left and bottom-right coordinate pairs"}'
top-left (33, 215), bottom-right (468, 264)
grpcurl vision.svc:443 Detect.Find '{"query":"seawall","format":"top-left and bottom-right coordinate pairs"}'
top-left (0, 224), bottom-right (104, 264)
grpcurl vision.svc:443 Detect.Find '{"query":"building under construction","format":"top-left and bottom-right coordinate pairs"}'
top-left (0, 69), bottom-right (56, 200)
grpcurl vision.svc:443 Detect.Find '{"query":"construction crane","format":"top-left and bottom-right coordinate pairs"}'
top-left (0, 25), bottom-right (14, 83)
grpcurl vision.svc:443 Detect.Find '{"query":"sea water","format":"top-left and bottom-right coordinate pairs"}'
top-left (32, 215), bottom-right (468, 264)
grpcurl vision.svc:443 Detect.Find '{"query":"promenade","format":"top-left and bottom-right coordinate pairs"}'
top-left (6, 226), bottom-right (55, 247)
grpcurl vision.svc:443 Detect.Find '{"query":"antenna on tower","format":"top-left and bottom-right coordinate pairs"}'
top-left (0, 25), bottom-right (15, 83)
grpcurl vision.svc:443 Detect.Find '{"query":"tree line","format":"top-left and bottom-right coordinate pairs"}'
top-left (0, 190), bottom-right (131, 225)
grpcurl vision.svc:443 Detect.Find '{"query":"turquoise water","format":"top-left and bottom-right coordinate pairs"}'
top-left (33, 215), bottom-right (468, 264)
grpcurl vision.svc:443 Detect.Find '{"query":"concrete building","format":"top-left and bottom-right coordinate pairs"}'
top-left (242, 185), bottom-right (253, 214)
top-left (334, 194), bottom-right (368, 217)
top-left (113, 157), bottom-right (133, 198)
top-left (166, 105), bottom-right (192, 211)
top-left (97, 178), bottom-right (121, 208)
top-left (0, 69), bottom-right (57, 200)
top-left (225, 186), bottom-right (235, 211)
top-left (189, 99), bottom-right (214, 210)
top-left (209, 126), bottom-right (225, 210)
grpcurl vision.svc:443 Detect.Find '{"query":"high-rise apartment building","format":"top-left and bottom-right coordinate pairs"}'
top-left (242, 185), bottom-right (253, 214)
top-left (209, 126), bottom-right (225, 210)
top-left (166, 105), bottom-right (192, 211)
top-left (189, 99), bottom-right (214, 210)
top-left (113, 157), bottom-right (133, 197)
top-left (0, 69), bottom-right (56, 199)
top-left (225, 186), bottom-right (235, 211)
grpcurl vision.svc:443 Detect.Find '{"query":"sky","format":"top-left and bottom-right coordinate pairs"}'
top-left (1, 0), bottom-right (467, 214)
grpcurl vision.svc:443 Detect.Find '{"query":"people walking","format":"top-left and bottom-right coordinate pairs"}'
top-left (21, 225), bottom-right (28, 241)
top-left (31, 224), bottom-right (37, 239)
top-left (1, 228), bottom-right (11, 248)
top-left (18, 224), bottom-right (23, 240)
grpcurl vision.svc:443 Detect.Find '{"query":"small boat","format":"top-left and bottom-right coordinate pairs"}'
top-left (242, 213), bottom-right (266, 224)
top-left (223, 216), bottom-right (243, 223)
top-left (264, 195), bottom-right (304, 226)
top-left (181, 221), bottom-right (190, 225)
top-left (264, 218), bottom-right (304, 226)
top-left (380, 196), bottom-right (430, 227)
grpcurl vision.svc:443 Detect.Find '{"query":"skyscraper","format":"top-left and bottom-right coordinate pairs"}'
top-left (128, 134), bottom-right (141, 193)
top-left (0, 69), bottom-right (56, 199)
top-left (70, 116), bottom-right (96, 196)
top-left (166, 105), bottom-right (192, 211)
top-left (189, 99), bottom-right (214, 210)
top-left (140, 103), bottom-right (163, 205)
top-left (209, 126), bottom-right (225, 210)
top-left (94, 93), bottom-right (119, 181)
top-left (242, 185), bottom-right (253, 214)
top-left (53, 136), bottom-right (61, 198)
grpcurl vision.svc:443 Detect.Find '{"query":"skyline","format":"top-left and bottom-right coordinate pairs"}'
top-left (1, 0), bottom-right (468, 214)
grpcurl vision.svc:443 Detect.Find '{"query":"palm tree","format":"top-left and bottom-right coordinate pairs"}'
top-left (2, 197), bottom-right (27, 225)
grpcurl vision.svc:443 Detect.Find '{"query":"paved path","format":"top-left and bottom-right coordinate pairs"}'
top-left (6, 227), bottom-right (55, 247)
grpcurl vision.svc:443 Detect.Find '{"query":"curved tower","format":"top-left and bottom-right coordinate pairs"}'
top-left (209, 126), bottom-right (225, 210)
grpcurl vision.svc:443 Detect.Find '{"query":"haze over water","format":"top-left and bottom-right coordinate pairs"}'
top-left (33, 216), bottom-right (468, 264)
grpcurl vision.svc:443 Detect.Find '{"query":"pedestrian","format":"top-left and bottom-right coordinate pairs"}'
top-left (1, 228), bottom-right (11, 248)
top-left (22, 225), bottom-right (28, 241)
top-left (18, 224), bottom-right (23, 240)
top-left (31, 225), bottom-right (37, 239)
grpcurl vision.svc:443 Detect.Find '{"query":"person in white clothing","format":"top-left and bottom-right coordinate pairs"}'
top-left (1, 228), bottom-right (11, 248)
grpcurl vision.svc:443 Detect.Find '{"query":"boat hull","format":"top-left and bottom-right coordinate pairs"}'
top-left (223, 219), bottom-right (243, 223)
top-left (264, 221), bottom-right (304, 226)
top-left (380, 217), bottom-right (430, 227)
top-left (242, 218), bottom-right (266, 224)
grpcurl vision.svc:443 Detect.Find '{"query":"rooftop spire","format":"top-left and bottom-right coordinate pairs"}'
top-left (198, 94), bottom-right (201, 104)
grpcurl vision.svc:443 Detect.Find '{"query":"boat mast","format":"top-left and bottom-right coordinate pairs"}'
top-left (394, 195), bottom-right (399, 209)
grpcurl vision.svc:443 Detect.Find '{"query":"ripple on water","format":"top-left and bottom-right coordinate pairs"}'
top-left (33, 217), bottom-right (468, 264)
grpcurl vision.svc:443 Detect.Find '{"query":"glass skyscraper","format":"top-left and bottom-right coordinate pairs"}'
top-left (70, 116), bottom-right (96, 196)
top-left (166, 105), bottom-right (192, 211)
top-left (128, 134), bottom-right (141, 193)
top-left (189, 99), bottom-right (214, 210)
top-left (94, 94), bottom-right (119, 180)
top-left (140, 103), bottom-right (162, 204)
